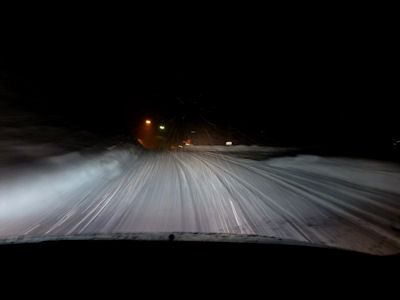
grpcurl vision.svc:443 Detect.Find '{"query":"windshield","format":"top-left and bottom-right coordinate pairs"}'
top-left (1, 12), bottom-right (399, 256)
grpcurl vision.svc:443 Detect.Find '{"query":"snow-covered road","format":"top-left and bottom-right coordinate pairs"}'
top-left (1, 145), bottom-right (400, 255)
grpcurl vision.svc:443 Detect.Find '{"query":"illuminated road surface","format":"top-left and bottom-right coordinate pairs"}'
top-left (1, 145), bottom-right (400, 255)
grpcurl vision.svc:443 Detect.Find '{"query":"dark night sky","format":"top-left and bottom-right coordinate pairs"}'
top-left (1, 8), bottom-right (398, 148)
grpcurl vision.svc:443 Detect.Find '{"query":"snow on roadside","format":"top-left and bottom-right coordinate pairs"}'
top-left (0, 145), bottom-right (141, 221)
top-left (182, 144), bottom-right (295, 153)
top-left (266, 155), bottom-right (400, 195)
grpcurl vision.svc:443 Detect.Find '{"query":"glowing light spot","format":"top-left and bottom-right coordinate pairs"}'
top-left (159, 125), bottom-right (165, 130)
top-left (226, 141), bottom-right (232, 146)
top-left (145, 120), bottom-right (151, 125)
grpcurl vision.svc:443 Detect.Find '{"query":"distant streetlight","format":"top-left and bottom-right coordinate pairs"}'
top-left (159, 125), bottom-right (165, 130)
top-left (226, 141), bottom-right (232, 146)
top-left (145, 120), bottom-right (151, 125)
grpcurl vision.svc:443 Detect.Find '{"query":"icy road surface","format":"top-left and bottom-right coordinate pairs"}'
top-left (1, 145), bottom-right (400, 255)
